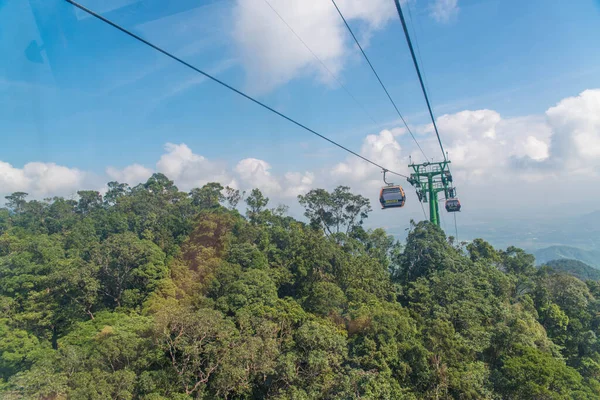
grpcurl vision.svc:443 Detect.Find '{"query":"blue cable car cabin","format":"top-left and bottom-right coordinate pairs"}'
top-left (445, 198), bottom-right (461, 212)
top-left (379, 185), bottom-right (406, 209)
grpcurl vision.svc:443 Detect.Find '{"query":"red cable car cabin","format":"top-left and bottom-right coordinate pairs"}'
top-left (445, 198), bottom-right (461, 212)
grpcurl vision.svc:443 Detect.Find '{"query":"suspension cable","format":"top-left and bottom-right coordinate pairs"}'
top-left (262, 0), bottom-right (378, 125)
top-left (65, 0), bottom-right (409, 178)
top-left (453, 212), bottom-right (459, 243)
top-left (330, 0), bottom-right (428, 162)
top-left (419, 200), bottom-right (427, 220)
top-left (392, 0), bottom-right (446, 161)
top-left (406, 1), bottom-right (430, 95)
top-left (440, 200), bottom-right (447, 231)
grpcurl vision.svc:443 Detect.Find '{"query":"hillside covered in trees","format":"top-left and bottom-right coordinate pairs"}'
top-left (1, 173), bottom-right (600, 399)
top-left (535, 246), bottom-right (600, 269)
top-left (544, 259), bottom-right (600, 281)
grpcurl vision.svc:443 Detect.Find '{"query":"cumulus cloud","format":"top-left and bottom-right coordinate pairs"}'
top-left (545, 89), bottom-right (600, 173)
top-left (520, 136), bottom-right (549, 162)
top-left (0, 162), bottom-right (28, 193)
top-left (107, 145), bottom-right (300, 197)
top-left (0, 161), bottom-right (85, 198)
top-left (328, 129), bottom-right (412, 206)
top-left (430, 0), bottom-right (459, 23)
top-left (5, 89), bottom-right (600, 222)
top-left (111, 145), bottom-right (320, 199)
top-left (156, 143), bottom-right (234, 190)
top-left (333, 129), bottom-right (407, 182)
top-left (422, 89), bottom-right (600, 182)
top-left (283, 171), bottom-right (315, 197)
top-left (235, 158), bottom-right (281, 194)
top-left (107, 143), bottom-right (234, 191)
top-left (231, 0), bottom-right (395, 93)
top-left (420, 110), bottom-right (552, 182)
top-left (106, 164), bottom-right (153, 186)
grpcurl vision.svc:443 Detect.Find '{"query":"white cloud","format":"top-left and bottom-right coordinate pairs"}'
top-left (333, 129), bottom-right (407, 182)
top-left (231, 0), bottom-right (395, 93)
top-left (329, 130), bottom-right (412, 211)
top-left (390, 127), bottom-right (408, 136)
top-left (546, 89), bottom-right (600, 173)
top-left (155, 143), bottom-right (233, 190)
top-left (424, 89), bottom-right (600, 182)
top-left (522, 136), bottom-right (549, 162)
top-left (4, 89), bottom-right (600, 227)
top-left (157, 143), bottom-right (206, 181)
top-left (106, 143), bottom-right (233, 191)
top-left (0, 161), bottom-right (85, 198)
top-left (0, 161), bottom-right (28, 193)
top-left (24, 163), bottom-right (86, 195)
top-left (435, 109), bottom-right (502, 140)
top-left (106, 164), bottom-right (153, 186)
top-left (422, 110), bottom-right (552, 182)
top-left (235, 158), bottom-right (281, 194)
top-left (430, 0), bottom-right (459, 23)
top-left (109, 144), bottom-right (314, 198)
top-left (283, 171), bottom-right (315, 197)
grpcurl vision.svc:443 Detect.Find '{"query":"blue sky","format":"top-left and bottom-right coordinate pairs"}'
top-left (1, 0), bottom-right (600, 246)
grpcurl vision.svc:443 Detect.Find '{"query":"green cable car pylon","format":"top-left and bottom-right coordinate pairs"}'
top-left (407, 158), bottom-right (457, 226)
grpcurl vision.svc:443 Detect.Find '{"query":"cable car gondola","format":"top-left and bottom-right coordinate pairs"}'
top-left (380, 185), bottom-right (406, 209)
top-left (445, 198), bottom-right (461, 212)
top-left (379, 170), bottom-right (406, 209)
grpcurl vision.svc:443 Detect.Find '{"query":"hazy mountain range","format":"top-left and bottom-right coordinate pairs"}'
top-left (457, 210), bottom-right (600, 263)
top-left (534, 247), bottom-right (600, 269)
top-left (544, 259), bottom-right (600, 280)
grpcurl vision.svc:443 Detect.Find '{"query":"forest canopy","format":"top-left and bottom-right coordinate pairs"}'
top-left (1, 173), bottom-right (599, 399)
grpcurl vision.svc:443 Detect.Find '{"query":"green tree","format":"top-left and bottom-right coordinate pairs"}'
top-left (190, 182), bottom-right (224, 209)
top-left (154, 304), bottom-right (238, 397)
top-left (298, 186), bottom-right (371, 236)
top-left (95, 232), bottom-right (167, 308)
top-left (44, 197), bottom-right (78, 234)
top-left (493, 346), bottom-right (586, 399)
top-left (144, 173), bottom-right (178, 194)
top-left (0, 320), bottom-right (42, 381)
top-left (245, 188), bottom-right (269, 224)
top-left (3, 174), bottom-right (600, 399)
top-left (467, 238), bottom-right (500, 263)
top-left (397, 221), bottom-right (457, 285)
top-left (8, 312), bottom-right (159, 399)
top-left (103, 181), bottom-right (129, 206)
top-left (77, 190), bottom-right (103, 214)
top-left (224, 186), bottom-right (244, 209)
top-left (4, 192), bottom-right (28, 213)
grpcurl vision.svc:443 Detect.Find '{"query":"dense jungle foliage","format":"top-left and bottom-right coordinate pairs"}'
top-left (544, 259), bottom-right (600, 281)
top-left (1, 173), bottom-right (600, 399)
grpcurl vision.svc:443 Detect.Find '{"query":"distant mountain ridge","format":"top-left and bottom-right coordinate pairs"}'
top-left (457, 209), bottom-right (600, 252)
top-left (534, 245), bottom-right (600, 269)
top-left (544, 259), bottom-right (600, 281)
